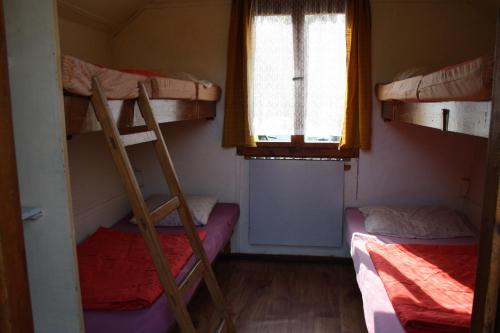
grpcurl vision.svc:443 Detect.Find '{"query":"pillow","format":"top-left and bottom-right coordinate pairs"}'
top-left (359, 206), bottom-right (475, 239)
top-left (393, 67), bottom-right (428, 81)
top-left (131, 194), bottom-right (217, 227)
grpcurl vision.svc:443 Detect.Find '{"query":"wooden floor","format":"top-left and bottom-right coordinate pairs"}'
top-left (172, 257), bottom-right (367, 333)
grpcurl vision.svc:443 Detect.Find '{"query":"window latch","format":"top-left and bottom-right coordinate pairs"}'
top-left (292, 76), bottom-right (304, 81)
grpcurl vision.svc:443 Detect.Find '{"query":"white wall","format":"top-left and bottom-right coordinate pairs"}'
top-left (66, 132), bottom-right (133, 242)
top-left (5, 0), bottom-right (83, 331)
top-left (111, 0), bottom-right (495, 256)
top-left (362, 0), bottom-right (494, 219)
top-left (61, 0), bottom-right (495, 254)
top-left (58, 17), bottom-right (113, 65)
top-left (57, 13), bottom-right (135, 242)
top-left (112, 1), bottom-right (239, 205)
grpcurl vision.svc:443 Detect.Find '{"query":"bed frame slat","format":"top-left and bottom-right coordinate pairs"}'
top-left (64, 95), bottom-right (216, 136)
top-left (381, 100), bottom-right (492, 138)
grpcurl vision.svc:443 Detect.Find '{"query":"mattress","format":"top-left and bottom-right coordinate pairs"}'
top-left (345, 208), bottom-right (477, 333)
top-left (62, 55), bottom-right (221, 101)
top-left (376, 56), bottom-right (493, 103)
top-left (83, 203), bottom-right (239, 333)
top-left (150, 77), bottom-right (221, 101)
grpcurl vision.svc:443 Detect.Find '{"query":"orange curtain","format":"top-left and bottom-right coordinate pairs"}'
top-left (340, 0), bottom-right (372, 150)
top-left (222, 0), bottom-right (255, 148)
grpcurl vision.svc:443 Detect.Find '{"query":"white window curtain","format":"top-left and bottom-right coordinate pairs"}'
top-left (249, 0), bottom-right (346, 141)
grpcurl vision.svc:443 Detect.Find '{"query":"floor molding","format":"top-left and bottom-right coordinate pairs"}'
top-left (220, 252), bottom-right (353, 265)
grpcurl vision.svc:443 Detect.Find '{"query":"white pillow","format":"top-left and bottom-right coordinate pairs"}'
top-left (359, 206), bottom-right (475, 239)
top-left (131, 194), bottom-right (217, 227)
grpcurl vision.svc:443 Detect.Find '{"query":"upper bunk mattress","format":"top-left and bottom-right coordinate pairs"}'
top-left (345, 208), bottom-right (477, 333)
top-left (62, 55), bottom-right (221, 101)
top-left (83, 203), bottom-right (239, 333)
top-left (376, 56), bottom-right (493, 103)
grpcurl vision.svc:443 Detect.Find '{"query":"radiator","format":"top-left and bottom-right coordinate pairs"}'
top-left (249, 158), bottom-right (344, 248)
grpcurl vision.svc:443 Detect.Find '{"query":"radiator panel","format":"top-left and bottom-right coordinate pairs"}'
top-left (249, 159), bottom-right (344, 248)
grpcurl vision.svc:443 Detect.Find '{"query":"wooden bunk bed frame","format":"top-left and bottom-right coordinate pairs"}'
top-left (381, 100), bottom-right (492, 138)
top-left (471, 14), bottom-right (500, 332)
top-left (378, 17), bottom-right (500, 333)
top-left (64, 94), bottom-right (216, 135)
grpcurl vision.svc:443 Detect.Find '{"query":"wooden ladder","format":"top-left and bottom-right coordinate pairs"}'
top-left (90, 77), bottom-right (235, 333)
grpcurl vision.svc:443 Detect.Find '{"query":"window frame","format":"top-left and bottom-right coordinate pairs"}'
top-left (239, 1), bottom-right (356, 158)
top-left (238, 135), bottom-right (358, 158)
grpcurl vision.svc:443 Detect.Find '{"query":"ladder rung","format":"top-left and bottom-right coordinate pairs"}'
top-left (121, 130), bottom-right (157, 147)
top-left (150, 196), bottom-right (180, 224)
top-left (179, 259), bottom-right (205, 296)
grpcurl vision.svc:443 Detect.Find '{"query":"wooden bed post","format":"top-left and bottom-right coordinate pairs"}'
top-left (471, 11), bottom-right (500, 333)
top-left (0, 0), bottom-right (34, 331)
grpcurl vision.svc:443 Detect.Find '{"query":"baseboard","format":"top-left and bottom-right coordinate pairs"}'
top-left (220, 252), bottom-right (353, 265)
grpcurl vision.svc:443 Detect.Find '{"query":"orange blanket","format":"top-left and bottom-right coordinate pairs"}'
top-left (366, 242), bottom-right (477, 333)
top-left (78, 227), bottom-right (206, 310)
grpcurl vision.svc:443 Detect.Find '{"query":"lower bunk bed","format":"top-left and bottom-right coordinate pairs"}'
top-left (80, 203), bottom-right (239, 333)
top-left (345, 207), bottom-right (477, 333)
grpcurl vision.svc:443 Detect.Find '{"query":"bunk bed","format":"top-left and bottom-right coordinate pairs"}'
top-left (345, 208), bottom-right (478, 333)
top-left (62, 56), bottom-right (237, 332)
top-left (361, 47), bottom-right (500, 332)
top-left (377, 55), bottom-right (493, 138)
top-left (62, 55), bottom-right (221, 135)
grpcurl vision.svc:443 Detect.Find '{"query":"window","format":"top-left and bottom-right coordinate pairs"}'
top-left (238, 0), bottom-right (356, 158)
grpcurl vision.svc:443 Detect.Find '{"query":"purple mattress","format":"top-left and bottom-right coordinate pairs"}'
top-left (84, 203), bottom-right (239, 333)
top-left (345, 208), bottom-right (477, 333)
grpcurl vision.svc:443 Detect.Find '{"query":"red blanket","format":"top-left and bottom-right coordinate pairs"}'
top-left (366, 242), bottom-right (477, 333)
top-left (78, 227), bottom-right (206, 310)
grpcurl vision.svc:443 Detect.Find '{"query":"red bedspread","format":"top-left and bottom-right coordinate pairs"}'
top-left (366, 242), bottom-right (477, 333)
top-left (78, 227), bottom-right (206, 310)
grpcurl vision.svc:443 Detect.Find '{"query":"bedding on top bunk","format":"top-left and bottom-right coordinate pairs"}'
top-left (376, 55), bottom-right (493, 102)
top-left (345, 208), bottom-right (477, 333)
top-left (61, 55), bottom-right (221, 101)
top-left (83, 203), bottom-right (239, 333)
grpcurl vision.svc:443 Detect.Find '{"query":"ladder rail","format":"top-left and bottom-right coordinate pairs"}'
top-left (137, 83), bottom-right (235, 332)
top-left (90, 78), bottom-right (197, 333)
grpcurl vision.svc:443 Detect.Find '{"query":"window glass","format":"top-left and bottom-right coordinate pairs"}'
top-left (304, 13), bottom-right (346, 142)
top-left (251, 15), bottom-right (295, 138)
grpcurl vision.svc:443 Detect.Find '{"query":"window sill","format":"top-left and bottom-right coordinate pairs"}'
top-left (237, 142), bottom-right (358, 159)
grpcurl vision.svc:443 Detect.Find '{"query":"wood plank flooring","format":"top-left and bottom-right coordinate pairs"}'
top-left (172, 257), bottom-right (367, 333)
